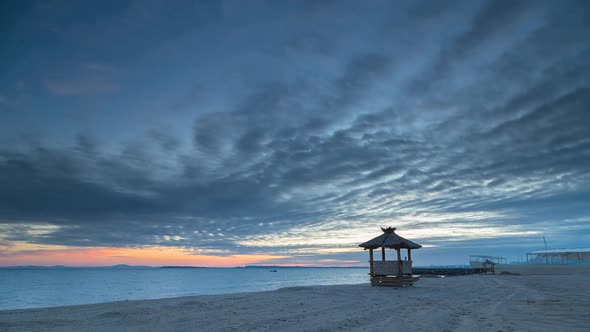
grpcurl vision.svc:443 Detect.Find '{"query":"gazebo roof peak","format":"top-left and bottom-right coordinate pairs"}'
top-left (359, 227), bottom-right (422, 250)
top-left (381, 226), bottom-right (396, 234)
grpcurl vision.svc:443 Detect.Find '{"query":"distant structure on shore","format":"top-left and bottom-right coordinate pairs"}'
top-left (469, 248), bottom-right (590, 275)
top-left (359, 227), bottom-right (421, 287)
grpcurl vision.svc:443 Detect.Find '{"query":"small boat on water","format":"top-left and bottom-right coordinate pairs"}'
top-left (269, 266), bottom-right (278, 272)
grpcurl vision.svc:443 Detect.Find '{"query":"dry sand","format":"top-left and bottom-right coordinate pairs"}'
top-left (1, 274), bottom-right (589, 332)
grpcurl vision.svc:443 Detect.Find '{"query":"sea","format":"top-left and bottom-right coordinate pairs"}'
top-left (0, 267), bottom-right (369, 310)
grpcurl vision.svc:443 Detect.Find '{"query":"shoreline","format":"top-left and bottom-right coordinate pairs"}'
top-left (2, 275), bottom-right (589, 331)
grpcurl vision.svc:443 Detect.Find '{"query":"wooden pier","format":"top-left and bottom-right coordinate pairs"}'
top-left (412, 267), bottom-right (487, 276)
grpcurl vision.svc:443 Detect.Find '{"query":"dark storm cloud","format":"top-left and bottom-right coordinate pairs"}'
top-left (1, 0), bottom-right (589, 259)
top-left (407, 0), bottom-right (535, 94)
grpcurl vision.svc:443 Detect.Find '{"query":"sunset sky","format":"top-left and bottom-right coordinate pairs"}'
top-left (1, 0), bottom-right (589, 267)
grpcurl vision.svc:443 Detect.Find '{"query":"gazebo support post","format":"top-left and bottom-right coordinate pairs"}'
top-left (381, 247), bottom-right (386, 261)
top-left (396, 248), bottom-right (402, 277)
top-left (369, 248), bottom-right (374, 277)
top-left (408, 248), bottom-right (412, 262)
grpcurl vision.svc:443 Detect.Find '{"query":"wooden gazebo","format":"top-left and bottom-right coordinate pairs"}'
top-left (359, 227), bottom-right (422, 287)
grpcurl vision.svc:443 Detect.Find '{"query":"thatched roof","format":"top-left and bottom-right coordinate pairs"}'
top-left (358, 227), bottom-right (422, 249)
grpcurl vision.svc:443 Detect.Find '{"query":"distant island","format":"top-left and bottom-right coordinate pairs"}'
top-left (159, 266), bottom-right (210, 269)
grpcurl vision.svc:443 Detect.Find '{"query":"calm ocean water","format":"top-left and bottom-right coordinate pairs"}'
top-left (0, 267), bottom-right (369, 310)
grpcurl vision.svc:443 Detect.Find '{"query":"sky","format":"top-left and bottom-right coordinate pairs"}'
top-left (1, 0), bottom-right (589, 267)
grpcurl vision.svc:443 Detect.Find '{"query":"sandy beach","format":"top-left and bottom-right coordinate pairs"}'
top-left (1, 274), bottom-right (589, 332)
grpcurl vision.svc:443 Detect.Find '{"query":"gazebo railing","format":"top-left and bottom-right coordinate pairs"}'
top-left (373, 260), bottom-right (412, 276)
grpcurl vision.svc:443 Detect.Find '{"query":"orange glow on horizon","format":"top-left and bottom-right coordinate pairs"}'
top-left (0, 244), bottom-right (290, 267)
